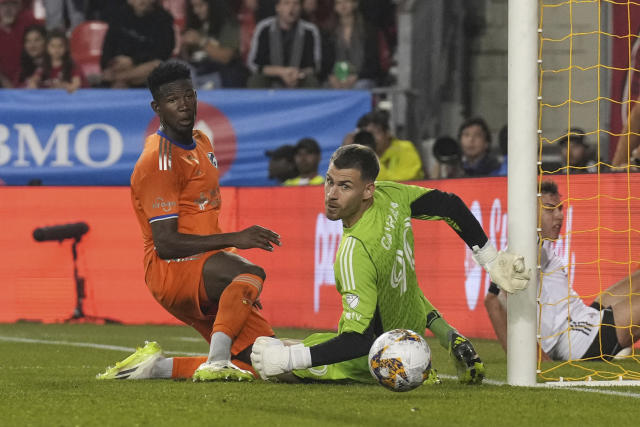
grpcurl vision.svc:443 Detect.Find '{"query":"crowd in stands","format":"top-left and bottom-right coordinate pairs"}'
top-left (0, 0), bottom-right (395, 90)
top-left (0, 0), bottom-right (632, 185)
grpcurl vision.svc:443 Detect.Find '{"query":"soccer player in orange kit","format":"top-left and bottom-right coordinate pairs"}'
top-left (97, 60), bottom-right (281, 382)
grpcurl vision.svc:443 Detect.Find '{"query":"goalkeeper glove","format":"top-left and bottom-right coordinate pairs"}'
top-left (250, 336), bottom-right (312, 380)
top-left (472, 241), bottom-right (530, 294)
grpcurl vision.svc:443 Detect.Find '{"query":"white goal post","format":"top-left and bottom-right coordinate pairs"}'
top-left (507, 0), bottom-right (539, 386)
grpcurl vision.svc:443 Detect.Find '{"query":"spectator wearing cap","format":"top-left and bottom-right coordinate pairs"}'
top-left (266, 144), bottom-right (298, 183)
top-left (357, 110), bottom-right (424, 181)
top-left (559, 127), bottom-right (597, 173)
top-left (458, 117), bottom-right (501, 177)
top-left (0, 0), bottom-right (38, 87)
top-left (284, 137), bottom-right (324, 186)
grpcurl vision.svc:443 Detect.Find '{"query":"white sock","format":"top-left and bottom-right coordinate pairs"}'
top-left (150, 357), bottom-right (173, 379)
top-left (208, 332), bottom-right (232, 362)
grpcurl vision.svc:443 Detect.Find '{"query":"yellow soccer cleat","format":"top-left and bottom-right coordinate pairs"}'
top-left (96, 341), bottom-right (163, 380)
top-left (192, 360), bottom-right (255, 382)
top-left (422, 368), bottom-right (442, 385)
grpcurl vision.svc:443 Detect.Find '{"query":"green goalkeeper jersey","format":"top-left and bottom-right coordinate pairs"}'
top-left (334, 181), bottom-right (434, 336)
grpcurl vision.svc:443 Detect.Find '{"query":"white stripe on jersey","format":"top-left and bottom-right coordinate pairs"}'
top-left (347, 238), bottom-right (356, 290)
top-left (158, 139), bottom-right (172, 171)
top-left (340, 237), bottom-right (356, 291)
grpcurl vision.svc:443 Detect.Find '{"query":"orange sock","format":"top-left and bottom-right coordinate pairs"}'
top-left (212, 274), bottom-right (263, 339)
top-left (171, 356), bottom-right (207, 379)
top-left (231, 307), bottom-right (275, 355)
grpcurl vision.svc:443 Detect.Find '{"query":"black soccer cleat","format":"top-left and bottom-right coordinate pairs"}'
top-left (449, 331), bottom-right (485, 385)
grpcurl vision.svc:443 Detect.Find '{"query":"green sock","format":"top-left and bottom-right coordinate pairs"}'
top-left (427, 313), bottom-right (456, 350)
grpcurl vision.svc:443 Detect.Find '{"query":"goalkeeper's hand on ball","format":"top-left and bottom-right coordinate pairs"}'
top-left (250, 337), bottom-right (311, 380)
top-left (472, 241), bottom-right (530, 293)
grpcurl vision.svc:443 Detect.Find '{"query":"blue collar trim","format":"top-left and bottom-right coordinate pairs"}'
top-left (157, 130), bottom-right (196, 150)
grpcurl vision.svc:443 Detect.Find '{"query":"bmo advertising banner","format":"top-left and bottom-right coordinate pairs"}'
top-left (1, 174), bottom-right (638, 339)
top-left (0, 89), bottom-right (370, 186)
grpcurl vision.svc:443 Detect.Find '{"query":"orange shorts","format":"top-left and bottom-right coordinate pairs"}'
top-left (145, 250), bottom-right (274, 356)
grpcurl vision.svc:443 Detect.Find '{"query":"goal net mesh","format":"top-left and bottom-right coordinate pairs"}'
top-left (537, 0), bottom-right (640, 383)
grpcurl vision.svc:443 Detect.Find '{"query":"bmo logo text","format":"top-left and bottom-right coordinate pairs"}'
top-left (0, 123), bottom-right (123, 168)
top-left (0, 99), bottom-right (236, 184)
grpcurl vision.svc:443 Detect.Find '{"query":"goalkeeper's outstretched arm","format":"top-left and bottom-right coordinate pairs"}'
top-left (410, 190), bottom-right (531, 293)
top-left (410, 189), bottom-right (488, 249)
top-left (250, 324), bottom-right (376, 379)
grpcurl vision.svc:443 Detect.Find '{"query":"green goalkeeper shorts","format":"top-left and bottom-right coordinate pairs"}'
top-left (292, 332), bottom-right (374, 383)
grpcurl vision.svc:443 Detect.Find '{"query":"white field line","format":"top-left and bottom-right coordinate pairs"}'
top-left (0, 335), bottom-right (205, 356)
top-left (438, 374), bottom-right (640, 399)
top-left (2, 335), bottom-right (640, 398)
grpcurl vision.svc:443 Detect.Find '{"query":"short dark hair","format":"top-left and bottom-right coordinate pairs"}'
top-left (266, 144), bottom-right (296, 160)
top-left (458, 117), bottom-right (492, 145)
top-left (558, 127), bottom-right (587, 147)
top-left (329, 144), bottom-right (379, 182)
top-left (357, 110), bottom-right (390, 132)
top-left (147, 60), bottom-right (192, 100)
top-left (352, 130), bottom-right (376, 150)
top-left (540, 180), bottom-right (559, 196)
top-left (295, 137), bottom-right (321, 154)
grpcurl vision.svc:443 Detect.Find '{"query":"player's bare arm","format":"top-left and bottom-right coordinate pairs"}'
top-left (612, 99), bottom-right (640, 166)
top-left (484, 286), bottom-right (507, 352)
top-left (151, 218), bottom-right (281, 259)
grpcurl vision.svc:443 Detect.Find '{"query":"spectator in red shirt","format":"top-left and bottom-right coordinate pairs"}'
top-left (15, 23), bottom-right (46, 86)
top-left (0, 0), bottom-right (38, 87)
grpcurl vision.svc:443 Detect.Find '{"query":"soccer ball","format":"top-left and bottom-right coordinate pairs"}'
top-left (368, 329), bottom-right (432, 392)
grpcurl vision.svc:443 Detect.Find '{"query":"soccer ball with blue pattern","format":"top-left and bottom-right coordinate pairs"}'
top-left (368, 329), bottom-right (432, 392)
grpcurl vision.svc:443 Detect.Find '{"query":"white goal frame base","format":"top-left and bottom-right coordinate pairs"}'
top-left (539, 379), bottom-right (640, 387)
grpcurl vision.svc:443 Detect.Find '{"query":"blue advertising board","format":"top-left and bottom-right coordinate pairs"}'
top-left (0, 89), bottom-right (371, 186)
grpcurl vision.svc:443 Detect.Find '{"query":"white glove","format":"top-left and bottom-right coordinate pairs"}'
top-left (250, 336), bottom-right (311, 380)
top-left (472, 241), bottom-right (531, 294)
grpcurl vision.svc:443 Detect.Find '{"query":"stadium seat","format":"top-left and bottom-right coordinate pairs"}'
top-left (70, 20), bottom-right (108, 79)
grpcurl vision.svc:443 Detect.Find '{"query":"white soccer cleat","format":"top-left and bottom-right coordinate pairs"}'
top-left (96, 341), bottom-right (163, 380)
top-left (613, 347), bottom-right (633, 360)
top-left (192, 360), bottom-right (255, 382)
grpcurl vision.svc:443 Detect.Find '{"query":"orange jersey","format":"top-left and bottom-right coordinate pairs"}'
top-left (131, 129), bottom-right (223, 269)
top-left (129, 129), bottom-right (274, 348)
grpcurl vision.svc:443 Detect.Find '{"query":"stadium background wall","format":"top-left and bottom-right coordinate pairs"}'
top-left (1, 174), bottom-right (638, 341)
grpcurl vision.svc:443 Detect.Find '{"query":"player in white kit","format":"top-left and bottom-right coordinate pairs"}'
top-left (485, 180), bottom-right (640, 360)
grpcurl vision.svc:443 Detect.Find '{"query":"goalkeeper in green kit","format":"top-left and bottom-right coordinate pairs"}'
top-left (251, 144), bottom-right (530, 385)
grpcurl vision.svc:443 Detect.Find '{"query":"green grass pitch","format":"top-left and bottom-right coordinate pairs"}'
top-left (1, 323), bottom-right (639, 426)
